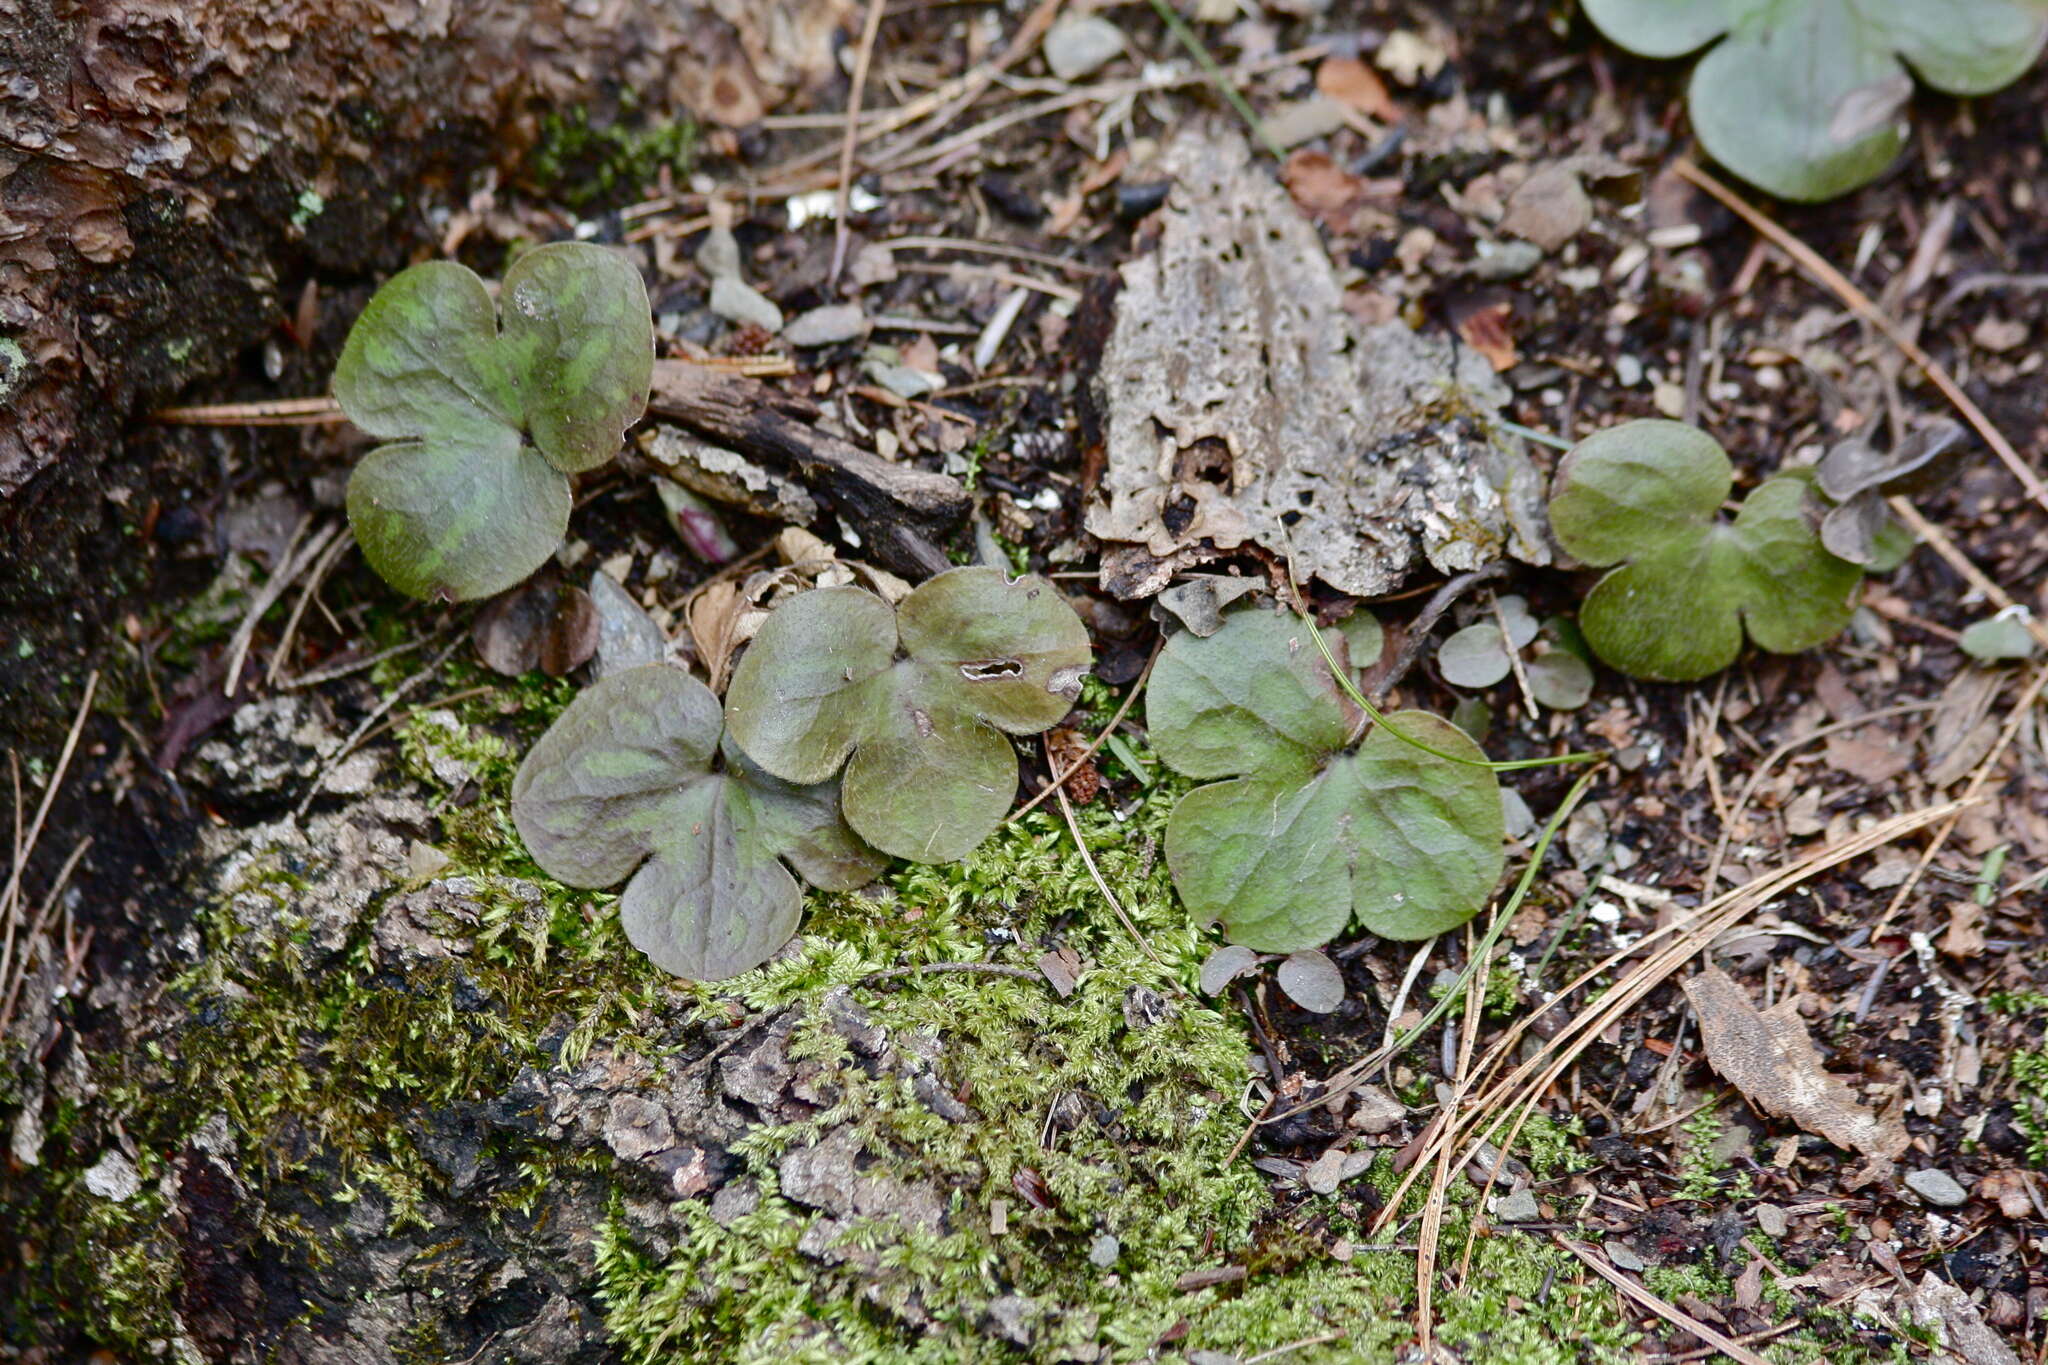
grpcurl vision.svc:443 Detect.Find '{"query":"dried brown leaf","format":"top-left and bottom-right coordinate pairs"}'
top-left (1684, 965), bottom-right (1908, 1160)
top-left (1315, 56), bottom-right (1397, 120)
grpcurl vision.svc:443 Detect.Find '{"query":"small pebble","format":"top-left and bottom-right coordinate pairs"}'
top-left (1044, 15), bottom-right (1125, 82)
top-left (1493, 1188), bottom-right (1541, 1223)
top-left (83, 1151), bottom-right (141, 1202)
top-left (783, 303), bottom-right (868, 348)
top-left (695, 224), bottom-right (741, 282)
top-left (1347, 1086), bottom-right (1406, 1136)
top-left (1089, 1232), bottom-right (1120, 1267)
top-left (1905, 1168), bottom-right (1970, 1209)
top-left (1261, 95), bottom-right (1348, 150)
top-left (1605, 1241), bottom-right (1646, 1272)
top-left (709, 275), bottom-right (783, 333)
top-left (1754, 1203), bottom-right (1789, 1238)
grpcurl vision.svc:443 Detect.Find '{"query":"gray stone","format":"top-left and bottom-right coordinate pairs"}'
top-left (1261, 95), bottom-right (1348, 149)
top-left (1043, 15), bottom-right (1124, 81)
top-left (983, 1294), bottom-right (1041, 1348)
top-left (602, 1093), bottom-right (676, 1163)
top-left (1088, 1233), bottom-right (1120, 1267)
top-left (1347, 1087), bottom-right (1406, 1136)
top-left (83, 1150), bottom-right (141, 1201)
top-left (710, 274), bottom-right (783, 332)
top-left (1905, 1168), bottom-right (1970, 1208)
top-left (587, 569), bottom-right (668, 679)
top-left (1605, 1241), bottom-right (1646, 1272)
top-left (1755, 1203), bottom-right (1790, 1238)
top-left (696, 223), bottom-right (741, 281)
top-left (783, 303), bottom-right (868, 347)
top-left (1493, 1188), bottom-right (1542, 1223)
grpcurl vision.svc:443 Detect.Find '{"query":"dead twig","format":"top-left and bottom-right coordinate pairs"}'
top-left (1672, 157), bottom-right (2048, 520)
top-left (152, 396), bottom-right (346, 426)
top-left (0, 671), bottom-right (99, 931)
top-left (1557, 1238), bottom-right (1774, 1365)
top-left (1009, 635), bottom-right (1161, 824)
top-left (829, 0), bottom-right (890, 289)
top-left (222, 519), bottom-right (344, 697)
top-left (0, 834), bottom-right (93, 1034)
top-left (1871, 660), bottom-right (2048, 940)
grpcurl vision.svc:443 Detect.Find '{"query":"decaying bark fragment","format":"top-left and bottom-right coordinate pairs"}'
top-left (0, 0), bottom-right (852, 499)
top-left (1082, 127), bottom-right (1550, 600)
top-left (647, 360), bottom-right (970, 577)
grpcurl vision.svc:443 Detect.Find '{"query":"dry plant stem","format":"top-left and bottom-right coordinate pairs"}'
top-left (1889, 497), bottom-right (2048, 652)
top-left (0, 834), bottom-right (93, 1033)
top-left (878, 236), bottom-right (1106, 277)
top-left (152, 395), bottom-right (345, 425)
top-left (267, 529), bottom-right (355, 686)
top-left (0, 670), bottom-right (99, 932)
top-left (1672, 157), bottom-right (2048, 518)
top-left (1374, 799), bottom-right (1969, 1239)
top-left (1702, 698), bottom-right (1940, 892)
top-left (1870, 659), bottom-right (2048, 940)
top-left (1008, 636), bottom-right (1161, 824)
top-left (1369, 562), bottom-right (1510, 705)
top-left (862, 0), bottom-right (1066, 174)
top-left (829, 0), bottom-right (890, 289)
top-left (294, 633), bottom-right (465, 819)
top-left (1490, 590), bottom-right (1541, 716)
top-left (1415, 923), bottom-right (1491, 1352)
top-left (1050, 756), bottom-right (1171, 974)
top-left (1558, 1238), bottom-right (1774, 1365)
top-left (223, 519), bottom-right (344, 697)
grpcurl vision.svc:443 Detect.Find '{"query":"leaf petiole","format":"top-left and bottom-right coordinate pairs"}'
top-left (1296, 602), bottom-right (1604, 772)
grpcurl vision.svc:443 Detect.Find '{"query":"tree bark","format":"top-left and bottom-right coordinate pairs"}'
top-left (0, 0), bottom-right (847, 741)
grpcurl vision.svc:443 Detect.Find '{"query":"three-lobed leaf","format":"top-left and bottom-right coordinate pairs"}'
top-left (1549, 420), bottom-right (1862, 682)
top-left (334, 243), bottom-right (653, 601)
top-left (725, 567), bottom-right (1092, 863)
top-left (1148, 609), bottom-right (1505, 952)
top-left (510, 664), bottom-right (883, 981)
top-left (1583, 0), bottom-right (2048, 201)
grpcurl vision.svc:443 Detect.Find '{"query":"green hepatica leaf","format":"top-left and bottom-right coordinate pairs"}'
top-left (1583, 0), bottom-right (2048, 201)
top-left (726, 567), bottom-right (1092, 864)
top-left (510, 665), bottom-right (882, 981)
top-left (333, 242), bottom-right (652, 600)
top-left (1148, 608), bottom-right (1504, 952)
top-left (1550, 420), bottom-right (1862, 682)
top-left (497, 243), bottom-right (657, 473)
top-left (345, 427), bottom-right (570, 602)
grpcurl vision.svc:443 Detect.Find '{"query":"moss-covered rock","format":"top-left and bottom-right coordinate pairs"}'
top-left (0, 678), bottom-right (1667, 1364)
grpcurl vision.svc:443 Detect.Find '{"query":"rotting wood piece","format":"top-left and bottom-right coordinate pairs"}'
top-left (1080, 126), bottom-right (1551, 601)
top-left (647, 360), bottom-right (968, 577)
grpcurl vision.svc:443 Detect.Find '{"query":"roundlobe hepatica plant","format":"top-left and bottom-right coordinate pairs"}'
top-left (725, 567), bottom-right (1092, 864)
top-left (333, 242), bottom-right (653, 601)
top-left (511, 664), bottom-right (885, 980)
top-left (1582, 0), bottom-right (2048, 201)
top-left (1146, 607), bottom-right (1505, 954)
top-left (1549, 420), bottom-right (1861, 683)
